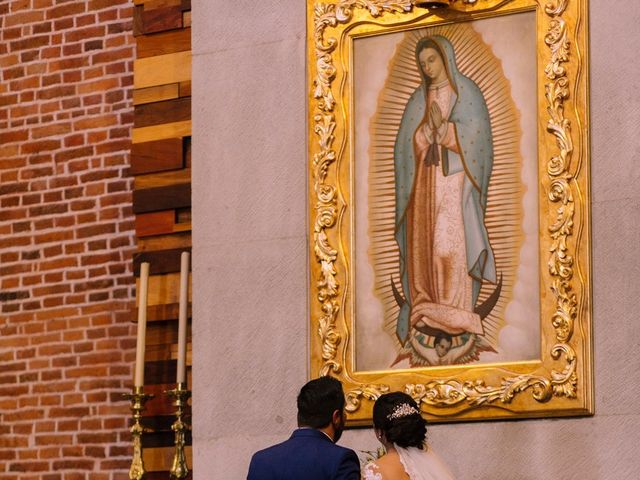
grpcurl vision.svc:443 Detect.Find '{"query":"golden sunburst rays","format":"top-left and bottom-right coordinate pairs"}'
top-left (367, 22), bottom-right (524, 360)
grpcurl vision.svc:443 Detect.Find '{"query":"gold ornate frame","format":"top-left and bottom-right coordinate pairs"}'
top-left (307, 0), bottom-right (592, 424)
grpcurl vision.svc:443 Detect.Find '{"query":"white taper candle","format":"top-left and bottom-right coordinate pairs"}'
top-left (177, 251), bottom-right (190, 384)
top-left (134, 262), bottom-right (150, 388)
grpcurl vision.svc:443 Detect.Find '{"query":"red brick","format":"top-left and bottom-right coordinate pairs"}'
top-left (0, 128), bottom-right (28, 142)
top-left (10, 35), bottom-right (51, 52)
top-left (9, 461), bottom-right (49, 472)
top-left (28, 203), bottom-right (68, 216)
top-left (31, 123), bottom-right (71, 139)
top-left (63, 43), bottom-right (82, 56)
top-left (21, 166), bottom-right (53, 179)
top-left (76, 224), bottom-right (116, 239)
top-left (37, 85), bottom-right (76, 100)
top-left (39, 447), bottom-right (61, 460)
top-left (34, 218), bottom-right (54, 230)
top-left (47, 2), bottom-right (86, 20)
top-left (20, 139), bottom-right (60, 154)
top-left (34, 434), bottom-right (73, 446)
top-left (3, 66), bottom-right (25, 80)
top-left (55, 146), bottom-right (93, 162)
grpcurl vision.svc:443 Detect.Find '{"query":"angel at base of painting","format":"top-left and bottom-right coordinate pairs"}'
top-left (392, 35), bottom-right (501, 366)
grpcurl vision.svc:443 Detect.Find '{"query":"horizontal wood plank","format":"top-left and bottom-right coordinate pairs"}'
top-left (135, 210), bottom-right (176, 237)
top-left (134, 168), bottom-right (191, 190)
top-left (183, 10), bottom-right (191, 28)
top-left (172, 222), bottom-right (191, 233)
top-left (142, 5), bottom-right (182, 34)
top-left (143, 360), bottom-right (177, 386)
top-left (137, 232), bottom-right (191, 252)
top-left (146, 473), bottom-right (192, 480)
top-left (137, 27), bottom-right (191, 58)
top-left (145, 429), bottom-right (192, 449)
top-left (137, 272), bottom-right (192, 306)
top-left (144, 390), bottom-right (177, 417)
top-left (143, 302), bottom-right (191, 322)
top-left (134, 97), bottom-right (191, 128)
top-left (179, 81), bottom-right (191, 97)
top-left (134, 51), bottom-right (191, 89)
top-left (145, 342), bottom-right (190, 363)
top-left (131, 138), bottom-right (183, 174)
top-left (143, 446), bottom-right (192, 472)
top-left (145, 322), bottom-right (178, 348)
top-left (132, 120), bottom-right (191, 144)
top-left (133, 83), bottom-right (180, 105)
top-left (142, 359), bottom-right (191, 386)
top-left (143, 0), bottom-right (182, 9)
top-left (132, 183), bottom-right (191, 214)
top-left (133, 247), bottom-right (192, 275)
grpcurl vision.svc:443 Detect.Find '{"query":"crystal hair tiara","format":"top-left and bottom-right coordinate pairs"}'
top-left (387, 403), bottom-right (420, 420)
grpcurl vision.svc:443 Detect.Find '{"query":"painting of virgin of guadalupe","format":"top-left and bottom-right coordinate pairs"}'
top-left (393, 34), bottom-right (500, 351)
top-left (353, 15), bottom-right (540, 370)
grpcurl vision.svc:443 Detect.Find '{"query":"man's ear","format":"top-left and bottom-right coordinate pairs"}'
top-left (332, 409), bottom-right (342, 424)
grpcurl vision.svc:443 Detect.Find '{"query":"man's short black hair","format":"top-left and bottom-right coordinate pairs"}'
top-left (297, 376), bottom-right (345, 429)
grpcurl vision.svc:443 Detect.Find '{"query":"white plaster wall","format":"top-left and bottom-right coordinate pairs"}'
top-left (192, 1), bottom-right (640, 478)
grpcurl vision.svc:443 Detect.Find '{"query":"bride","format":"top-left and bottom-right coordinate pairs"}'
top-left (362, 393), bottom-right (454, 480)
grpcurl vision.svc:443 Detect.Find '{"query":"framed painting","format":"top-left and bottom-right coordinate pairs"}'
top-left (307, 0), bottom-right (592, 424)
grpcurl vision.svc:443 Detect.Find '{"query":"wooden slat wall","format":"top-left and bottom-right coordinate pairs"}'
top-left (132, 0), bottom-right (192, 476)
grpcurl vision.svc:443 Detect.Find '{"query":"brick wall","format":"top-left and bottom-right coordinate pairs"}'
top-left (0, 1), bottom-right (136, 478)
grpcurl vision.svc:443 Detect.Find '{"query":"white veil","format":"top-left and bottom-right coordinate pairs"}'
top-left (395, 445), bottom-right (455, 480)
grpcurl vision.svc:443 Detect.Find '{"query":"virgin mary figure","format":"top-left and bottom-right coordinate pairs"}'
top-left (393, 35), bottom-right (497, 346)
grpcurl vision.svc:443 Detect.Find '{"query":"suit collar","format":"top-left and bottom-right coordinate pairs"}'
top-left (291, 428), bottom-right (334, 443)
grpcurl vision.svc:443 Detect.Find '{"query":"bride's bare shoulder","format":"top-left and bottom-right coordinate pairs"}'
top-left (364, 451), bottom-right (410, 480)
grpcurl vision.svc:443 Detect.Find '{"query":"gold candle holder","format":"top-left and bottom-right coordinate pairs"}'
top-left (166, 382), bottom-right (191, 479)
top-left (123, 386), bottom-right (154, 480)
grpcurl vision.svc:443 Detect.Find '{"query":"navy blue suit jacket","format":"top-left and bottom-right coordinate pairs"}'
top-left (247, 428), bottom-right (360, 480)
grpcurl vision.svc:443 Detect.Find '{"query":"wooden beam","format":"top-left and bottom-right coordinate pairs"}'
top-left (134, 97), bottom-right (191, 128)
top-left (132, 183), bottom-right (191, 214)
top-left (141, 5), bottom-right (182, 34)
top-left (137, 232), bottom-right (191, 252)
top-left (143, 446), bottom-right (192, 472)
top-left (135, 210), bottom-right (176, 237)
top-left (133, 247), bottom-right (192, 275)
top-left (134, 51), bottom-right (191, 89)
top-left (137, 272), bottom-right (192, 306)
top-left (132, 120), bottom-right (191, 144)
top-left (137, 27), bottom-right (191, 58)
top-left (131, 138), bottom-right (183, 175)
top-left (134, 168), bottom-right (191, 190)
top-left (133, 83), bottom-right (180, 106)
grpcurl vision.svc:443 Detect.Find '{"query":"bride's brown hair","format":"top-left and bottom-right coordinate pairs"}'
top-left (373, 392), bottom-right (427, 449)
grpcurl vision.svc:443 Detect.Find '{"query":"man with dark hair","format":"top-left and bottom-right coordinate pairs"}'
top-left (247, 376), bottom-right (360, 480)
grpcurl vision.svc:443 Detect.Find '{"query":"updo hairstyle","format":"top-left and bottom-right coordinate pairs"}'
top-left (372, 392), bottom-right (427, 449)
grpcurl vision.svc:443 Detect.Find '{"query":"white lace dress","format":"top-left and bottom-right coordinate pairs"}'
top-left (362, 462), bottom-right (383, 480)
top-left (362, 445), bottom-right (454, 480)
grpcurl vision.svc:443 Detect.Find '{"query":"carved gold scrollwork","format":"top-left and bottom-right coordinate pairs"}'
top-left (407, 374), bottom-right (552, 408)
top-left (544, 0), bottom-right (578, 364)
top-left (345, 384), bottom-right (391, 412)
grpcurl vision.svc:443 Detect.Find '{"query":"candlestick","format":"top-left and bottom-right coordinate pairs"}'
top-left (123, 386), bottom-right (154, 480)
top-left (177, 252), bottom-right (189, 384)
top-left (134, 262), bottom-right (150, 388)
top-left (167, 383), bottom-right (191, 479)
